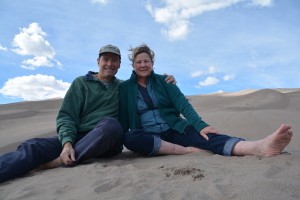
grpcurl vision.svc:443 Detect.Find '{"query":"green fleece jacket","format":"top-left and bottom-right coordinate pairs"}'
top-left (119, 71), bottom-right (209, 134)
top-left (56, 71), bottom-right (121, 146)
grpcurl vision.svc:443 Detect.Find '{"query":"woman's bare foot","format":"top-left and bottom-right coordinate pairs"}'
top-left (32, 157), bottom-right (63, 172)
top-left (259, 124), bottom-right (293, 157)
top-left (232, 124), bottom-right (293, 157)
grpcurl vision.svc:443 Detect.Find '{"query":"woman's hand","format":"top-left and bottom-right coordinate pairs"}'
top-left (200, 126), bottom-right (219, 141)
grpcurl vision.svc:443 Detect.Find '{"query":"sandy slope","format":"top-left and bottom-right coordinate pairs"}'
top-left (0, 89), bottom-right (299, 200)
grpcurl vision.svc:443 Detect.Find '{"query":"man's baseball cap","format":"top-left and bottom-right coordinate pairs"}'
top-left (99, 44), bottom-right (121, 57)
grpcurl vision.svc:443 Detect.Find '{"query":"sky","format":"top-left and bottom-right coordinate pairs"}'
top-left (0, 0), bottom-right (299, 104)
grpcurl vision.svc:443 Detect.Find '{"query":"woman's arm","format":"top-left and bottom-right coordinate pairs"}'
top-left (162, 77), bottom-right (209, 132)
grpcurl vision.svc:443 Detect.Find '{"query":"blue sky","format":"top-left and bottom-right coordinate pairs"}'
top-left (0, 0), bottom-right (299, 104)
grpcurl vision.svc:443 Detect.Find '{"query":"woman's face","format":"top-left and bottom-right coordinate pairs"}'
top-left (133, 52), bottom-right (153, 78)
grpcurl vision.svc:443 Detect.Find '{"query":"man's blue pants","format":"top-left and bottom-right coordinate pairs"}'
top-left (0, 117), bottom-right (123, 183)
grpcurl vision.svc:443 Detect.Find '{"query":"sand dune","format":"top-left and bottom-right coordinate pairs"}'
top-left (0, 89), bottom-right (299, 200)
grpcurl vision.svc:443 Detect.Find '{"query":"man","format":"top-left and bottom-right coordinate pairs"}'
top-left (0, 44), bottom-right (123, 183)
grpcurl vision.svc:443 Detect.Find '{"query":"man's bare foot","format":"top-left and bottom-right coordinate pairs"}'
top-left (32, 157), bottom-right (63, 172)
top-left (259, 124), bottom-right (293, 157)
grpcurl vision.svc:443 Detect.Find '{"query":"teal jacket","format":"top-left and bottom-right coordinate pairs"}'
top-left (119, 71), bottom-right (209, 134)
top-left (56, 71), bottom-right (121, 146)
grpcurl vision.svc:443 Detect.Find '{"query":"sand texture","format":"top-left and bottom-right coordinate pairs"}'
top-left (0, 88), bottom-right (299, 200)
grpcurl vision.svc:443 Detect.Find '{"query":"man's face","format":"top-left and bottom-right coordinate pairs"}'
top-left (97, 53), bottom-right (120, 81)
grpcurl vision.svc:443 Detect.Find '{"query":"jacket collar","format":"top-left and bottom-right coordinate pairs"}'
top-left (130, 70), bottom-right (155, 82)
top-left (85, 71), bottom-right (116, 83)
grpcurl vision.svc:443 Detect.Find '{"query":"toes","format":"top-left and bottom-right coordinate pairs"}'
top-left (279, 124), bottom-right (291, 132)
top-left (287, 130), bottom-right (293, 136)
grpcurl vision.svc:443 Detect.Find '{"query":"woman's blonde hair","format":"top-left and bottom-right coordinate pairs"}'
top-left (129, 44), bottom-right (155, 65)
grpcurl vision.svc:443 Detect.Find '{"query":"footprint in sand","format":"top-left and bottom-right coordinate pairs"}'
top-left (160, 166), bottom-right (205, 181)
top-left (263, 165), bottom-right (284, 178)
top-left (93, 178), bottom-right (122, 193)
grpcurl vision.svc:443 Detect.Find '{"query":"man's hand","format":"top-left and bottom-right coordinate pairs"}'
top-left (164, 74), bottom-right (176, 84)
top-left (60, 142), bottom-right (76, 165)
top-left (200, 126), bottom-right (219, 141)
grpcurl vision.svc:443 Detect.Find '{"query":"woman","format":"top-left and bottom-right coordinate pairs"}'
top-left (119, 44), bottom-right (293, 157)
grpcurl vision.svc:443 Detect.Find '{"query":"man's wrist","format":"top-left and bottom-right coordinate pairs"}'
top-left (63, 141), bottom-right (73, 148)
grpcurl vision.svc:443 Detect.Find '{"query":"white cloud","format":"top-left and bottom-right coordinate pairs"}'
top-left (145, 0), bottom-right (274, 41)
top-left (199, 76), bottom-right (219, 87)
top-left (223, 74), bottom-right (235, 81)
top-left (208, 66), bottom-right (216, 74)
top-left (11, 22), bottom-right (61, 70)
top-left (191, 66), bottom-right (216, 78)
top-left (91, 0), bottom-right (109, 5)
top-left (0, 44), bottom-right (8, 51)
top-left (161, 20), bottom-right (190, 41)
top-left (250, 0), bottom-right (273, 7)
top-left (191, 70), bottom-right (204, 78)
top-left (21, 56), bottom-right (53, 70)
top-left (0, 74), bottom-right (70, 101)
top-left (215, 90), bottom-right (224, 94)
